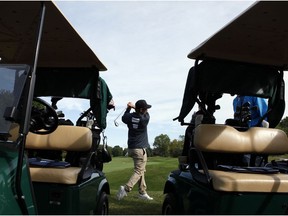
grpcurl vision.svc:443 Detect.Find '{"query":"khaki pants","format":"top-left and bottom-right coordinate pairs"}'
top-left (125, 148), bottom-right (147, 194)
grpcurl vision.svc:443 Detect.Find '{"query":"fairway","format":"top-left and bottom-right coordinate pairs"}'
top-left (103, 156), bottom-right (178, 215)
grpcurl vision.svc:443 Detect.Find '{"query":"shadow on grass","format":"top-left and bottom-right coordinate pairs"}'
top-left (104, 156), bottom-right (178, 215)
top-left (108, 190), bottom-right (163, 215)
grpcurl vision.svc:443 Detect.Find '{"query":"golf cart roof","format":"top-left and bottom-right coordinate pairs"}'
top-left (177, 1), bottom-right (287, 128)
top-left (188, 1), bottom-right (288, 69)
top-left (0, 1), bottom-right (107, 71)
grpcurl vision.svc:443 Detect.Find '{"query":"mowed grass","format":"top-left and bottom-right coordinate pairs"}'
top-left (102, 156), bottom-right (178, 215)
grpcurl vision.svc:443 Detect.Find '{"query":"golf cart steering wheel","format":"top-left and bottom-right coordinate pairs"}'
top-left (30, 97), bottom-right (58, 134)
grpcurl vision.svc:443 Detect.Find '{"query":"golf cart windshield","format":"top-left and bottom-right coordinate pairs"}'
top-left (0, 65), bottom-right (29, 136)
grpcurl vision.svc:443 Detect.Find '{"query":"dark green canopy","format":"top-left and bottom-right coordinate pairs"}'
top-left (177, 59), bottom-right (284, 128)
top-left (34, 67), bottom-right (113, 130)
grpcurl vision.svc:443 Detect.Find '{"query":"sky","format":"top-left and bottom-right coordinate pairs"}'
top-left (46, 0), bottom-right (288, 148)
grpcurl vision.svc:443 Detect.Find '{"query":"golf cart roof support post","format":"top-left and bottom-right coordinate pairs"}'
top-left (193, 57), bottom-right (216, 122)
top-left (15, 2), bottom-right (46, 215)
top-left (23, 2), bottom-right (45, 134)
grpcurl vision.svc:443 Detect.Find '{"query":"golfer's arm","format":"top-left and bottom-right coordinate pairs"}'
top-left (122, 109), bottom-right (131, 123)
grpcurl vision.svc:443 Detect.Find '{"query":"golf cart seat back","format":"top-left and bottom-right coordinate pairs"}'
top-left (26, 125), bottom-right (92, 184)
top-left (193, 124), bottom-right (288, 192)
top-left (177, 59), bottom-right (285, 128)
top-left (194, 124), bottom-right (288, 154)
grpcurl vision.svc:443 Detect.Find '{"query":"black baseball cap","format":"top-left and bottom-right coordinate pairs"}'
top-left (135, 99), bottom-right (152, 109)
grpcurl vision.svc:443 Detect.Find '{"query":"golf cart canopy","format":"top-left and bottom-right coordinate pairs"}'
top-left (188, 1), bottom-right (288, 69)
top-left (0, 1), bottom-right (112, 132)
top-left (0, 1), bottom-right (108, 98)
top-left (177, 1), bottom-right (287, 128)
top-left (0, 1), bottom-right (106, 70)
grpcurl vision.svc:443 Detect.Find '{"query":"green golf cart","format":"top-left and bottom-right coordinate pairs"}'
top-left (0, 1), bottom-right (112, 215)
top-left (163, 1), bottom-right (288, 214)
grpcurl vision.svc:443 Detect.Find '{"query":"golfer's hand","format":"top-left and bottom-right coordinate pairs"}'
top-left (108, 99), bottom-right (115, 110)
top-left (127, 102), bottom-right (135, 109)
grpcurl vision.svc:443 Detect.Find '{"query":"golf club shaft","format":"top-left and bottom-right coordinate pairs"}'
top-left (114, 108), bottom-right (126, 126)
top-left (115, 108), bottom-right (126, 120)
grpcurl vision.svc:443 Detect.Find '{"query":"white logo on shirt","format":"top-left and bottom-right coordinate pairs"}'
top-left (132, 117), bottom-right (140, 129)
top-left (132, 117), bottom-right (140, 123)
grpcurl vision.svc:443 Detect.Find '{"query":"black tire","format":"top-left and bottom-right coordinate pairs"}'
top-left (95, 192), bottom-right (109, 215)
top-left (162, 193), bottom-right (179, 215)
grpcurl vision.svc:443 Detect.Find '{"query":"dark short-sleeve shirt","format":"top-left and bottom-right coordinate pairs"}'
top-left (122, 108), bottom-right (150, 149)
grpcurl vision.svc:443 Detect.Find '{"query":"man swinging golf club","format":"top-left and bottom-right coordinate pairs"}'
top-left (117, 99), bottom-right (153, 201)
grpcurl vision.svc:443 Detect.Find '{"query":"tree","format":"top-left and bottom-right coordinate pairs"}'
top-left (277, 117), bottom-right (288, 135)
top-left (146, 146), bottom-right (153, 157)
top-left (178, 135), bottom-right (185, 142)
top-left (169, 138), bottom-right (184, 157)
top-left (107, 145), bottom-right (113, 156)
top-left (112, 145), bottom-right (123, 157)
top-left (153, 134), bottom-right (170, 157)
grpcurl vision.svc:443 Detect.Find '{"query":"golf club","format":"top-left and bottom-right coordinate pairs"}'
top-left (114, 108), bottom-right (126, 127)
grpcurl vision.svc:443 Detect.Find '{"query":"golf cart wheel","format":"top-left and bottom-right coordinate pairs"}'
top-left (162, 193), bottom-right (179, 215)
top-left (95, 191), bottom-right (109, 215)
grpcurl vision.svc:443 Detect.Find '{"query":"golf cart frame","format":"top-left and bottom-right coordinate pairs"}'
top-left (0, 2), bottom-right (111, 215)
top-left (163, 1), bottom-right (288, 214)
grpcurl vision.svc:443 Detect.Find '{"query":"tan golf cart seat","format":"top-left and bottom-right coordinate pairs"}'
top-left (193, 124), bottom-right (288, 192)
top-left (26, 125), bottom-right (92, 184)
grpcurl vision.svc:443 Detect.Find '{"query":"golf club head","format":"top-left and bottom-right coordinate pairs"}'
top-left (113, 107), bottom-right (126, 127)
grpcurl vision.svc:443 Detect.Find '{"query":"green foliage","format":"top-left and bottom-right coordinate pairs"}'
top-left (103, 156), bottom-right (178, 215)
top-left (178, 135), bottom-right (185, 141)
top-left (112, 145), bottom-right (123, 157)
top-left (146, 146), bottom-right (153, 157)
top-left (153, 134), bottom-right (170, 157)
top-left (169, 138), bottom-right (183, 157)
top-left (110, 145), bottom-right (156, 157)
top-left (269, 154), bottom-right (288, 161)
top-left (32, 100), bottom-right (46, 110)
top-left (152, 134), bottom-right (184, 157)
top-left (110, 133), bottom-right (184, 158)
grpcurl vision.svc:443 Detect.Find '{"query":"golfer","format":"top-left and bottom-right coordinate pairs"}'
top-left (117, 99), bottom-right (153, 201)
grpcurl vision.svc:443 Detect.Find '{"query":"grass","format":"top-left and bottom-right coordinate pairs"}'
top-left (103, 156), bottom-right (178, 215)
top-left (269, 154), bottom-right (288, 161)
top-left (103, 155), bottom-right (288, 214)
